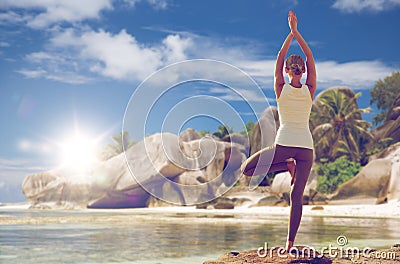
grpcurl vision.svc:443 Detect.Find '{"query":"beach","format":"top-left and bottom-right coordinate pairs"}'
top-left (2, 200), bottom-right (400, 224)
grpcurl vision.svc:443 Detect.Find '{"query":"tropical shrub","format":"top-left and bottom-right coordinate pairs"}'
top-left (315, 156), bottom-right (362, 194)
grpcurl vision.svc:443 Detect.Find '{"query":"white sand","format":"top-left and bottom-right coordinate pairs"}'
top-left (144, 200), bottom-right (400, 219)
top-left (1, 200), bottom-right (400, 220)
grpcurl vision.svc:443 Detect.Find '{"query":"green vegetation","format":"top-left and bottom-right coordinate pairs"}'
top-left (212, 125), bottom-right (233, 139)
top-left (365, 137), bottom-right (395, 158)
top-left (370, 71), bottom-right (400, 126)
top-left (311, 88), bottom-right (373, 163)
top-left (209, 121), bottom-right (254, 139)
top-left (240, 121), bottom-right (255, 137)
top-left (315, 156), bottom-right (362, 194)
top-left (198, 130), bottom-right (210, 137)
top-left (99, 131), bottom-right (137, 160)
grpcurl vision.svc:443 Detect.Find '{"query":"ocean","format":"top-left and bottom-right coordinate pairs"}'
top-left (1, 205), bottom-right (399, 264)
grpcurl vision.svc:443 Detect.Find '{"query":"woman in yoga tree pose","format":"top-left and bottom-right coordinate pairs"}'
top-left (241, 10), bottom-right (316, 252)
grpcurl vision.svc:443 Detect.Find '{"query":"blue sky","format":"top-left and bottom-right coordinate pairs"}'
top-left (0, 0), bottom-right (399, 202)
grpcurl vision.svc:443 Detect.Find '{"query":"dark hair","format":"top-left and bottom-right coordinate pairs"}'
top-left (285, 54), bottom-right (305, 75)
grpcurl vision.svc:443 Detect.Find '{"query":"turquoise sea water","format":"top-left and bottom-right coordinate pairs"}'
top-left (0, 206), bottom-right (399, 264)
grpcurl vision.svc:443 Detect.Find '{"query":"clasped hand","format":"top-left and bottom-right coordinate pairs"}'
top-left (288, 10), bottom-right (298, 34)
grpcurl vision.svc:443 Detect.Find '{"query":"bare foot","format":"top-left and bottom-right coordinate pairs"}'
top-left (287, 159), bottom-right (296, 185)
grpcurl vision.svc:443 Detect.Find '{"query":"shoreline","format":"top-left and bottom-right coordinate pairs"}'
top-left (1, 200), bottom-right (400, 220)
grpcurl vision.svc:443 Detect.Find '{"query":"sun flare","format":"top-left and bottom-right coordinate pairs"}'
top-left (60, 133), bottom-right (98, 172)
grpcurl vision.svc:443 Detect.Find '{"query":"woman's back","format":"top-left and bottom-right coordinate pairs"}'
top-left (275, 83), bottom-right (313, 149)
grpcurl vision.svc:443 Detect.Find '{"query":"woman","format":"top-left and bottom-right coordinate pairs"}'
top-left (241, 10), bottom-right (316, 251)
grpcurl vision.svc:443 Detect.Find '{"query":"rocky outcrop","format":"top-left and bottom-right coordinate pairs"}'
top-left (270, 172), bottom-right (291, 195)
top-left (179, 128), bottom-right (201, 143)
top-left (249, 106), bottom-right (278, 156)
top-left (330, 159), bottom-right (392, 204)
top-left (22, 130), bottom-right (246, 208)
top-left (377, 143), bottom-right (400, 201)
top-left (244, 106), bottom-right (278, 187)
top-left (373, 94), bottom-right (400, 144)
top-left (221, 133), bottom-right (250, 155)
top-left (331, 142), bottom-right (400, 203)
top-left (22, 171), bottom-right (64, 202)
top-left (22, 171), bottom-right (92, 206)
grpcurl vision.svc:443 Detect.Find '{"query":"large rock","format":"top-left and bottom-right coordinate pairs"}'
top-left (387, 95), bottom-right (400, 121)
top-left (330, 159), bottom-right (392, 204)
top-left (270, 172), bottom-right (291, 195)
top-left (379, 143), bottom-right (400, 201)
top-left (389, 160), bottom-right (400, 201)
top-left (244, 107), bottom-right (278, 187)
top-left (373, 94), bottom-right (400, 143)
top-left (221, 133), bottom-right (250, 155)
top-left (268, 168), bottom-right (322, 205)
top-left (22, 171), bottom-right (64, 202)
top-left (22, 171), bottom-right (92, 206)
top-left (249, 106), bottom-right (278, 156)
top-left (330, 142), bottom-right (400, 203)
top-left (22, 132), bottom-right (246, 208)
top-left (147, 135), bottom-right (246, 205)
top-left (179, 128), bottom-right (200, 143)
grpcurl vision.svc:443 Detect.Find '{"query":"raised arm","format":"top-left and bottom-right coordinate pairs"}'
top-left (289, 11), bottom-right (316, 99)
top-left (274, 33), bottom-right (293, 99)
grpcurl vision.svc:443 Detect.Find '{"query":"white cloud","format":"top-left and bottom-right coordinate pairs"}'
top-left (148, 0), bottom-right (168, 9)
top-left (19, 28), bottom-right (396, 89)
top-left (17, 68), bottom-right (47, 79)
top-left (0, 41), bottom-right (10, 47)
top-left (80, 29), bottom-right (163, 80)
top-left (209, 87), bottom-right (270, 102)
top-left (0, 0), bottom-right (113, 28)
top-left (5, 10), bottom-right (394, 89)
top-left (0, 158), bottom-right (50, 189)
top-left (122, 0), bottom-right (168, 9)
top-left (236, 60), bottom-right (276, 86)
top-left (18, 67), bottom-right (92, 85)
top-left (0, 10), bottom-right (29, 24)
top-left (45, 28), bottom-right (193, 82)
top-left (332, 0), bottom-right (400, 13)
top-left (162, 34), bottom-right (193, 65)
top-left (0, 0), bottom-right (168, 28)
top-left (16, 24), bottom-right (396, 89)
top-left (315, 60), bottom-right (395, 89)
top-left (229, 59), bottom-right (395, 90)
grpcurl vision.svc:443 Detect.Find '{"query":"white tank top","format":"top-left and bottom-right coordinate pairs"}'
top-left (275, 83), bottom-right (314, 149)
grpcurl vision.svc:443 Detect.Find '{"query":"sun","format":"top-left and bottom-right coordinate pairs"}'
top-left (59, 133), bottom-right (98, 172)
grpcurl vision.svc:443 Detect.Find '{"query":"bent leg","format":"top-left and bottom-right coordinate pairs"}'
top-left (241, 145), bottom-right (295, 176)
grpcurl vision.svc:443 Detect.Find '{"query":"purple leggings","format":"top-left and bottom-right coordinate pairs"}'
top-left (242, 144), bottom-right (313, 242)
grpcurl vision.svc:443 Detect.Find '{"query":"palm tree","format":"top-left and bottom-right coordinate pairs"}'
top-left (99, 131), bottom-right (137, 160)
top-left (212, 125), bottom-right (233, 139)
top-left (239, 121), bottom-right (255, 137)
top-left (311, 88), bottom-right (373, 163)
